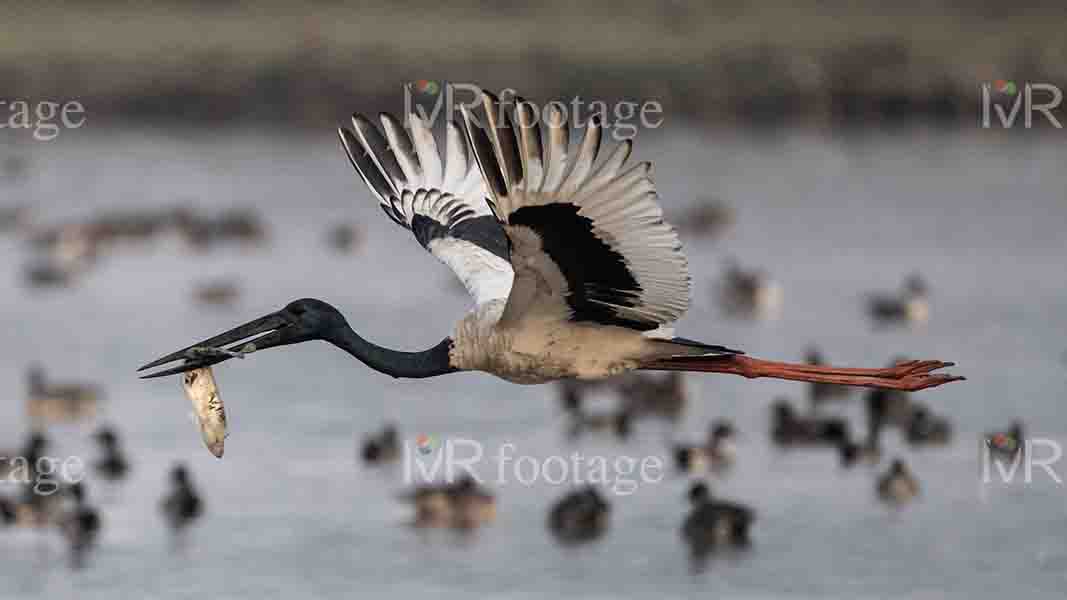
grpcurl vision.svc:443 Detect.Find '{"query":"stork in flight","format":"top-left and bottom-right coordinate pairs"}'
top-left (139, 90), bottom-right (963, 392)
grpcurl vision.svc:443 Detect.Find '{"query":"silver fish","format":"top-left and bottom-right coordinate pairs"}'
top-left (181, 365), bottom-right (227, 458)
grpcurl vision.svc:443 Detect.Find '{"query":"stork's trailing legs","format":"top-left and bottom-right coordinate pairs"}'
top-left (642, 356), bottom-right (963, 392)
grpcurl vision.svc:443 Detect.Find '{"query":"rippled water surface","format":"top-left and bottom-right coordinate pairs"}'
top-left (1, 127), bottom-right (1065, 598)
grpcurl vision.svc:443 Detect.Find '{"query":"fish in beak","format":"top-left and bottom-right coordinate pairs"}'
top-left (182, 367), bottom-right (227, 458)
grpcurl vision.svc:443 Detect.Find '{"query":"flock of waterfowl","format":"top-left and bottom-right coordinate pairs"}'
top-left (0, 420), bottom-right (203, 569)
top-left (1, 160), bottom-right (361, 304)
top-left (0, 151), bottom-right (1017, 572)
top-left (355, 352), bottom-right (1018, 562)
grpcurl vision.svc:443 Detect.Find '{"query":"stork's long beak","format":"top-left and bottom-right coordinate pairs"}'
top-left (137, 311), bottom-right (291, 379)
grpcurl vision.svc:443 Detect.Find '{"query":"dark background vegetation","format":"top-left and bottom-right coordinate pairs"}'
top-left (2, 1), bottom-right (1065, 130)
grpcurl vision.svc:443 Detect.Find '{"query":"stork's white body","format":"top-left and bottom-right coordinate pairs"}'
top-left (449, 300), bottom-right (669, 383)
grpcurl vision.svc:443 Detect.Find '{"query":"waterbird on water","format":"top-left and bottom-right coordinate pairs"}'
top-left (138, 90), bottom-right (962, 400)
top-left (559, 380), bottom-right (632, 440)
top-left (193, 281), bottom-right (241, 307)
top-left (681, 481), bottom-right (754, 556)
top-left (877, 459), bottom-right (920, 508)
top-left (674, 420), bottom-right (738, 474)
top-left (161, 464), bottom-right (203, 532)
top-left (361, 424), bottom-right (400, 464)
top-left (771, 398), bottom-right (849, 448)
top-left (0, 431), bottom-right (48, 480)
top-left (27, 365), bottom-right (101, 424)
top-left (93, 426), bottom-right (131, 481)
top-left (548, 486), bottom-right (610, 544)
top-left (616, 371), bottom-right (687, 421)
top-left (906, 404), bottom-right (953, 447)
top-left (58, 482), bottom-right (102, 568)
top-left (867, 274), bottom-right (930, 326)
top-left (401, 475), bottom-right (495, 530)
top-left (0, 496), bottom-right (15, 526)
top-left (717, 259), bottom-right (782, 318)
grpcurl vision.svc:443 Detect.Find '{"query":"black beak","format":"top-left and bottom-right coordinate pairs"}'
top-left (137, 311), bottom-right (291, 379)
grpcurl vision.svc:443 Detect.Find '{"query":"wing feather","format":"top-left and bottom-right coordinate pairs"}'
top-left (460, 91), bottom-right (690, 331)
top-left (339, 111), bottom-right (512, 306)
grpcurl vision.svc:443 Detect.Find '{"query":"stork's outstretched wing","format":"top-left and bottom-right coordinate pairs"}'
top-left (338, 112), bottom-right (514, 305)
top-left (461, 92), bottom-right (690, 331)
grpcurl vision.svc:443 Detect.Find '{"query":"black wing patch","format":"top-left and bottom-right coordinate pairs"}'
top-left (411, 213), bottom-right (510, 262)
top-left (509, 203), bottom-right (654, 331)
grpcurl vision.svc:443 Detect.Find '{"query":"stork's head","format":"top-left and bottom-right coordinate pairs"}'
top-left (138, 298), bottom-right (348, 378)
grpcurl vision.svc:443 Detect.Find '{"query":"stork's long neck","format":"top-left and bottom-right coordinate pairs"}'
top-left (328, 325), bottom-right (458, 379)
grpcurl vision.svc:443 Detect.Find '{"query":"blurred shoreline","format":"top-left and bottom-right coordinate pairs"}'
top-left (1, 2), bottom-right (1066, 130)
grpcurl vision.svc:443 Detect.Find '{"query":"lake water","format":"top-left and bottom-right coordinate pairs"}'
top-left (1, 126), bottom-right (1065, 598)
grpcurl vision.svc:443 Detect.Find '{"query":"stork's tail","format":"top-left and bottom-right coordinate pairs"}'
top-left (640, 355), bottom-right (964, 392)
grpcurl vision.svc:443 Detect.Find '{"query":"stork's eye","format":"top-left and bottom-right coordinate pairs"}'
top-left (291, 305), bottom-right (307, 316)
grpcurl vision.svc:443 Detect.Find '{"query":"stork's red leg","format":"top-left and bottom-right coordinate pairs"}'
top-left (641, 355), bottom-right (964, 392)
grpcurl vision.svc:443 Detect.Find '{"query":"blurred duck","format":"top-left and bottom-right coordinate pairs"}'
top-left (877, 459), bottom-right (920, 508)
top-left (403, 475), bottom-right (495, 530)
top-left (0, 431), bottom-right (48, 480)
top-left (548, 486), bottom-right (610, 544)
top-left (93, 426), bottom-right (130, 481)
top-left (22, 260), bottom-right (78, 289)
top-left (771, 398), bottom-right (849, 447)
top-left (674, 420), bottom-right (738, 474)
top-left (865, 387), bottom-right (912, 435)
top-left (171, 207), bottom-right (268, 249)
top-left (0, 496), bottom-right (15, 526)
top-left (617, 371), bottom-right (687, 421)
top-left (58, 482), bottom-right (101, 568)
top-left (676, 199), bottom-right (734, 238)
top-left (193, 281), bottom-right (241, 307)
top-left (867, 274), bottom-right (929, 325)
top-left (26, 365), bottom-right (101, 424)
top-left (986, 421), bottom-right (1025, 463)
top-left (450, 477), bottom-right (497, 530)
top-left (681, 482), bottom-right (754, 556)
top-left (566, 406), bottom-right (631, 441)
top-left (327, 223), bottom-right (362, 253)
top-left (805, 347), bottom-right (851, 408)
top-left (0, 205), bottom-right (30, 233)
top-left (161, 464), bottom-right (203, 532)
top-left (559, 379), bottom-right (631, 440)
top-left (906, 404), bottom-right (952, 447)
top-left (717, 259), bottom-right (781, 318)
top-left (361, 424), bottom-right (400, 464)
top-left (838, 432), bottom-right (881, 468)
top-left (216, 209), bottom-right (267, 245)
top-left (14, 484), bottom-right (65, 528)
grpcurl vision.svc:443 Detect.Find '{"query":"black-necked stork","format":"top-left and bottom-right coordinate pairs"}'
top-left (139, 90), bottom-right (963, 392)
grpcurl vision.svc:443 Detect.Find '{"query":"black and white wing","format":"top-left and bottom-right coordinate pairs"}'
top-left (338, 112), bottom-right (513, 305)
top-left (461, 92), bottom-right (690, 331)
